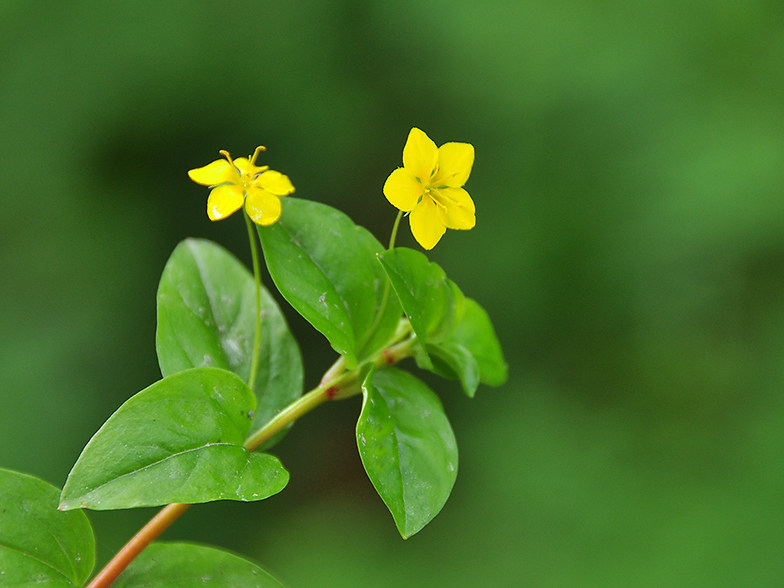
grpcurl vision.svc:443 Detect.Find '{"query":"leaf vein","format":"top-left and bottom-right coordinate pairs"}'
top-left (0, 541), bottom-right (74, 585)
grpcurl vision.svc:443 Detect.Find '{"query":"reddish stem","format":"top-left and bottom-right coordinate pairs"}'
top-left (85, 503), bottom-right (191, 588)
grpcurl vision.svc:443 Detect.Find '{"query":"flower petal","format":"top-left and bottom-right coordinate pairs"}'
top-left (254, 170), bottom-right (295, 196)
top-left (383, 168), bottom-right (422, 212)
top-left (233, 157), bottom-right (250, 173)
top-left (207, 185), bottom-right (244, 221)
top-left (402, 127), bottom-right (438, 182)
top-left (189, 159), bottom-right (238, 186)
top-left (245, 187), bottom-right (282, 226)
top-left (433, 187), bottom-right (476, 230)
top-left (409, 197), bottom-right (446, 250)
top-left (432, 142), bottom-right (474, 188)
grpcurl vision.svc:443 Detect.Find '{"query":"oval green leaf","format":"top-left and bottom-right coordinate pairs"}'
top-left (356, 367), bottom-right (458, 539)
top-left (114, 543), bottom-right (284, 588)
top-left (425, 340), bottom-right (481, 397)
top-left (377, 248), bottom-right (463, 357)
top-left (156, 238), bottom-right (303, 446)
top-left (0, 468), bottom-right (94, 587)
top-left (258, 199), bottom-right (402, 369)
top-left (59, 368), bottom-right (288, 510)
top-left (441, 297), bottom-right (508, 387)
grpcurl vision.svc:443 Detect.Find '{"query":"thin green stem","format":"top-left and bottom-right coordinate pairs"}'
top-left (244, 333), bottom-right (415, 450)
top-left (357, 210), bottom-right (406, 352)
top-left (245, 213), bottom-right (264, 392)
top-left (320, 355), bottom-right (347, 386)
top-left (243, 379), bottom-right (340, 451)
top-left (389, 210), bottom-right (404, 250)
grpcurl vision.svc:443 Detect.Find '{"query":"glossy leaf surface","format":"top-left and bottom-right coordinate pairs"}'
top-left (114, 543), bottom-right (284, 588)
top-left (356, 367), bottom-right (458, 538)
top-left (435, 297), bottom-right (508, 388)
top-left (0, 468), bottom-right (94, 587)
top-left (156, 238), bottom-right (303, 444)
top-left (425, 340), bottom-right (481, 397)
top-left (60, 368), bottom-right (288, 510)
top-left (258, 199), bottom-right (402, 368)
top-left (377, 248), bottom-right (463, 362)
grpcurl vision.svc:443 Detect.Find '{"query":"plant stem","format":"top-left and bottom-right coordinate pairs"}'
top-left (389, 210), bottom-right (404, 250)
top-left (243, 381), bottom-right (336, 451)
top-left (85, 503), bottom-right (191, 588)
top-left (245, 334), bottom-right (414, 450)
top-left (84, 331), bottom-right (416, 588)
top-left (245, 213), bottom-right (264, 392)
top-left (357, 210), bottom-right (406, 352)
top-left (319, 356), bottom-right (347, 386)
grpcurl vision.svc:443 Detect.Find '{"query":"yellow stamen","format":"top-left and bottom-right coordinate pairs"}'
top-left (250, 146), bottom-right (267, 166)
top-left (429, 188), bottom-right (464, 210)
top-left (219, 150), bottom-right (237, 172)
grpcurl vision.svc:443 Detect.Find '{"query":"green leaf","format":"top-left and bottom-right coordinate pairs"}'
top-left (356, 367), bottom-right (458, 539)
top-left (258, 199), bottom-right (402, 369)
top-left (441, 298), bottom-right (508, 387)
top-left (114, 543), bottom-right (284, 588)
top-left (156, 238), bottom-right (303, 447)
top-left (0, 468), bottom-right (94, 587)
top-left (377, 248), bottom-right (464, 365)
top-left (60, 368), bottom-right (288, 510)
top-left (425, 340), bottom-right (481, 397)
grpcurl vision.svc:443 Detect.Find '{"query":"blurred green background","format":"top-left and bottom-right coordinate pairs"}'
top-left (3, 0), bottom-right (784, 586)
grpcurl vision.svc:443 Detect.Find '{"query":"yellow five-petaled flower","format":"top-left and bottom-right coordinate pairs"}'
top-left (188, 146), bottom-right (295, 226)
top-left (383, 128), bottom-right (475, 250)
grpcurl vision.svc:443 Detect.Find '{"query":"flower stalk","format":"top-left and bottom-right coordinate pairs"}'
top-left (389, 209), bottom-right (404, 250)
top-left (245, 212), bottom-right (264, 392)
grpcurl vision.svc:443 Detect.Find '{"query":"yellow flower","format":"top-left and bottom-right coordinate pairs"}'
top-left (188, 146), bottom-right (295, 226)
top-left (383, 128), bottom-right (475, 250)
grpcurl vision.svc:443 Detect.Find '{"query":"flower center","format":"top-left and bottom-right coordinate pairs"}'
top-left (219, 147), bottom-right (270, 193)
top-left (239, 171), bottom-right (255, 190)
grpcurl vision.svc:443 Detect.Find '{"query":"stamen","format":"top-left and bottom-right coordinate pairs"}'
top-left (219, 150), bottom-right (237, 171)
top-left (249, 146), bottom-right (267, 166)
top-left (429, 189), bottom-right (459, 210)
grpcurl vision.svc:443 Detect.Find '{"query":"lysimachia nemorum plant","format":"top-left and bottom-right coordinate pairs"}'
top-left (0, 127), bottom-right (507, 588)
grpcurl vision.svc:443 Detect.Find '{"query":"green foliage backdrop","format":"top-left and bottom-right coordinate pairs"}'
top-left (3, 0), bottom-right (784, 585)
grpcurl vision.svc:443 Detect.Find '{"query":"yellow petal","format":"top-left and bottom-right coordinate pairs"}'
top-left (383, 168), bottom-right (422, 212)
top-left (409, 197), bottom-right (446, 250)
top-left (207, 185), bottom-right (244, 221)
top-left (402, 127), bottom-right (438, 182)
top-left (189, 159), bottom-right (238, 186)
top-left (254, 170), bottom-right (295, 196)
top-left (245, 187), bottom-right (282, 226)
top-left (432, 142), bottom-right (474, 188)
top-left (433, 187), bottom-right (476, 230)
